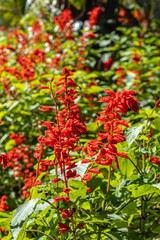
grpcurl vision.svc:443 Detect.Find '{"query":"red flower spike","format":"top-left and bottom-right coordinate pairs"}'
top-left (88, 7), bottom-right (101, 29)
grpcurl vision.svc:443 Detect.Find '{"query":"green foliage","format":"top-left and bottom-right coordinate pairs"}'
top-left (68, 0), bottom-right (85, 10)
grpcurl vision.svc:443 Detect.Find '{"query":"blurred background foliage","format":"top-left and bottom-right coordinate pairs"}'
top-left (0, 0), bottom-right (160, 28)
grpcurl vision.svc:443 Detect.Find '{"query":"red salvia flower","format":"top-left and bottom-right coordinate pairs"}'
top-left (0, 154), bottom-right (9, 168)
top-left (88, 7), bottom-right (101, 29)
top-left (58, 223), bottom-right (71, 234)
top-left (84, 88), bottom-right (139, 175)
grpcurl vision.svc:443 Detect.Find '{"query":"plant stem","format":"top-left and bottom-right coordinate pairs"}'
top-left (106, 164), bottom-right (112, 198)
top-left (105, 122), bottom-right (113, 199)
top-left (41, 198), bottom-right (57, 209)
top-left (128, 156), bottom-right (141, 174)
top-left (140, 197), bottom-right (146, 239)
top-left (24, 229), bottom-right (57, 240)
top-left (142, 139), bottom-right (146, 173)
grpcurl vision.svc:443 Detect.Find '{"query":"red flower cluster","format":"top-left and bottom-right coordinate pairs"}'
top-left (36, 68), bottom-right (87, 234)
top-left (83, 89), bottom-right (139, 181)
top-left (118, 8), bottom-right (131, 25)
top-left (115, 66), bottom-right (126, 86)
top-left (38, 67), bottom-right (87, 174)
top-left (6, 133), bottom-right (36, 198)
top-left (0, 195), bottom-right (8, 211)
top-left (54, 10), bottom-right (73, 39)
top-left (31, 19), bottom-right (41, 34)
top-left (0, 154), bottom-right (9, 168)
top-left (88, 7), bottom-right (101, 29)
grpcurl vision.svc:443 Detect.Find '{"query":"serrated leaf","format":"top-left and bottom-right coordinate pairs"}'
top-left (11, 198), bottom-right (40, 227)
top-left (125, 125), bottom-right (143, 146)
top-left (127, 184), bottom-right (159, 198)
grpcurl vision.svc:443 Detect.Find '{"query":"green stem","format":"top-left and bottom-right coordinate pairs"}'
top-left (102, 164), bottom-right (112, 210)
top-left (128, 156), bottom-right (141, 174)
top-left (24, 229), bottom-right (57, 240)
top-left (106, 164), bottom-right (112, 198)
top-left (140, 197), bottom-right (146, 239)
top-left (116, 197), bottom-right (139, 214)
top-left (142, 139), bottom-right (146, 173)
top-left (41, 198), bottom-right (57, 209)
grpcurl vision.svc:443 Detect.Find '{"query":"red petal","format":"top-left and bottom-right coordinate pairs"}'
top-left (81, 159), bottom-right (92, 164)
top-left (117, 152), bottom-right (128, 158)
top-left (50, 178), bottom-right (62, 183)
top-left (40, 105), bottom-right (54, 111)
top-left (38, 86), bottom-right (50, 90)
top-left (104, 89), bottom-right (116, 97)
top-left (89, 168), bottom-right (101, 174)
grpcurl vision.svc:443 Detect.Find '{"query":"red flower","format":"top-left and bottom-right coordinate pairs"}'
top-left (88, 7), bottom-right (101, 29)
top-left (59, 208), bottom-right (73, 220)
top-left (63, 187), bottom-right (70, 193)
top-left (40, 105), bottom-right (55, 111)
top-left (156, 99), bottom-right (160, 108)
top-left (151, 157), bottom-right (159, 165)
top-left (119, 8), bottom-right (126, 17)
top-left (53, 196), bottom-right (70, 203)
top-left (0, 195), bottom-right (8, 211)
top-left (0, 154), bottom-right (9, 168)
top-left (58, 223), bottom-right (71, 234)
top-left (104, 57), bottom-right (113, 71)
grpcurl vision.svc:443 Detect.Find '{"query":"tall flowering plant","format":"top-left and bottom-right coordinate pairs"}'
top-left (83, 89), bottom-right (139, 198)
top-left (32, 67), bottom-right (87, 238)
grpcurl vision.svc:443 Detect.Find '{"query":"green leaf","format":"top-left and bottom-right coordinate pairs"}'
top-left (87, 85), bottom-right (103, 94)
top-left (125, 125), bottom-right (144, 146)
top-left (152, 117), bottom-right (160, 130)
top-left (68, 0), bottom-right (85, 10)
top-left (86, 122), bottom-right (98, 132)
top-left (104, 232), bottom-right (119, 240)
top-left (127, 184), bottom-right (159, 198)
top-left (11, 198), bottom-right (40, 227)
top-left (5, 139), bottom-right (15, 151)
top-left (0, 211), bottom-right (13, 231)
top-left (68, 180), bottom-right (87, 201)
top-left (8, 100), bottom-right (19, 112)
